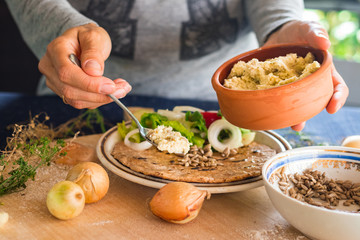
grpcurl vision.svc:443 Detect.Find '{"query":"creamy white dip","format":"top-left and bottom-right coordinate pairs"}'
top-left (147, 125), bottom-right (191, 154)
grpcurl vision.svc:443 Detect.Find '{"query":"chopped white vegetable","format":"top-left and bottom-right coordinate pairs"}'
top-left (157, 109), bottom-right (185, 121)
top-left (242, 132), bottom-right (256, 146)
top-left (208, 118), bottom-right (243, 152)
top-left (124, 129), bottom-right (153, 151)
top-left (172, 106), bottom-right (204, 113)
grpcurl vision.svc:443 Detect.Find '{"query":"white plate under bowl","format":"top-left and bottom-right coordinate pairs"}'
top-left (96, 126), bottom-right (291, 194)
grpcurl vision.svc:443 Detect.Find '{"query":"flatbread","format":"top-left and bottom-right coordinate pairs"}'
top-left (111, 141), bottom-right (276, 183)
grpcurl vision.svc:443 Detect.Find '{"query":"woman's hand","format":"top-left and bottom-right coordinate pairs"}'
top-left (38, 23), bottom-right (131, 109)
top-left (264, 20), bottom-right (349, 131)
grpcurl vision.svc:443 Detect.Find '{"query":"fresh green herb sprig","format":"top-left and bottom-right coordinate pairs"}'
top-left (0, 108), bottom-right (107, 197)
top-left (56, 109), bottom-right (107, 138)
top-left (0, 157), bottom-right (36, 196)
top-left (0, 138), bottom-right (65, 196)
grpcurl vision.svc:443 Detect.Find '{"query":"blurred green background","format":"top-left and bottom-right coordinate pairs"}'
top-left (304, 9), bottom-right (360, 62)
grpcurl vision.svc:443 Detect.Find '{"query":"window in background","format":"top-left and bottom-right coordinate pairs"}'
top-left (304, 9), bottom-right (360, 62)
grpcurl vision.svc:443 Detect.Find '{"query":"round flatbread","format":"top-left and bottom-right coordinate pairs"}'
top-left (111, 141), bottom-right (276, 183)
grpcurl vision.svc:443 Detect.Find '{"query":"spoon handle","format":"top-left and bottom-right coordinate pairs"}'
top-left (68, 54), bottom-right (144, 131)
top-left (107, 94), bottom-right (144, 130)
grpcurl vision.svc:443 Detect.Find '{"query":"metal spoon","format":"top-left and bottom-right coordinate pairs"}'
top-left (69, 53), bottom-right (157, 147)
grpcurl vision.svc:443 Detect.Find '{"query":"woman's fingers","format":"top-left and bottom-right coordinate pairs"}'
top-left (265, 20), bottom-right (331, 50)
top-left (291, 122), bottom-right (306, 132)
top-left (46, 30), bottom-right (117, 95)
top-left (113, 79), bottom-right (132, 98)
top-left (40, 54), bottom-right (110, 107)
top-left (291, 65), bottom-right (349, 131)
top-left (38, 23), bottom-right (132, 109)
top-left (326, 64), bottom-right (349, 114)
top-left (77, 24), bottom-right (112, 76)
top-left (43, 63), bottom-right (131, 108)
top-left (265, 20), bottom-right (349, 131)
top-left (300, 21), bottom-right (331, 50)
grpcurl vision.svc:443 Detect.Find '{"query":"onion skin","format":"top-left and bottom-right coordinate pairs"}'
top-left (149, 182), bottom-right (210, 224)
top-left (55, 142), bottom-right (97, 165)
top-left (46, 181), bottom-right (85, 220)
top-left (66, 162), bottom-right (109, 204)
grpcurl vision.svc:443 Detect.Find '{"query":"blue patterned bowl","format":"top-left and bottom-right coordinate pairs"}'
top-left (262, 146), bottom-right (360, 240)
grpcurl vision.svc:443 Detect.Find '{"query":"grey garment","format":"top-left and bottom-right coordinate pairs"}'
top-left (245, 0), bottom-right (304, 45)
top-left (5, 0), bottom-right (96, 60)
top-left (6, 0), bottom-right (304, 101)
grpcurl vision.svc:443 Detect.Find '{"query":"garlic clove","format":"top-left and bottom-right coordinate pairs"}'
top-left (149, 182), bottom-right (210, 224)
top-left (0, 211), bottom-right (9, 227)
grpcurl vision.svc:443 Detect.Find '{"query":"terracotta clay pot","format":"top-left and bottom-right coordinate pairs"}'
top-left (211, 44), bottom-right (333, 130)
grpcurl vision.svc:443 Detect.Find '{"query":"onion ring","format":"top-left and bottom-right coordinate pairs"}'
top-left (124, 129), bottom-right (153, 151)
top-left (207, 118), bottom-right (243, 152)
top-left (172, 106), bottom-right (204, 113)
top-left (157, 109), bottom-right (185, 120)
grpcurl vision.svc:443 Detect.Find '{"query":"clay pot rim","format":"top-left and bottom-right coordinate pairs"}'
top-left (212, 43), bottom-right (332, 96)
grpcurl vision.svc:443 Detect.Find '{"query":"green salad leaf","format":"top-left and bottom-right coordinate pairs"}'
top-left (185, 111), bottom-right (207, 134)
top-left (117, 121), bottom-right (141, 143)
top-left (140, 113), bottom-right (168, 129)
top-left (137, 112), bottom-right (206, 147)
top-left (240, 128), bottom-right (251, 134)
top-left (162, 120), bottom-right (194, 140)
top-left (192, 136), bottom-right (205, 148)
top-left (117, 121), bottom-right (130, 140)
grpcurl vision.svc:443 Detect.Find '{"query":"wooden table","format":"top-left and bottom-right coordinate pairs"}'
top-left (1, 134), bottom-right (307, 240)
top-left (1, 93), bottom-right (359, 239)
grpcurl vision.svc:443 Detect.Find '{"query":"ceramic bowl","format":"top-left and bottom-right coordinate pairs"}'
top-left (211, 44), bottom-right (333, 130)
top-left (262, 146), bottom-right (360, 240)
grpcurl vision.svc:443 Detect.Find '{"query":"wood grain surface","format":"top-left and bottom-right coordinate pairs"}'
top-left (0, 135), bottom-right (308, 240)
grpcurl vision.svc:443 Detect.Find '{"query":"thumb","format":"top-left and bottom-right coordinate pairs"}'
top-left (305, 22), bottom-right (331, 51)
top-left (78, 25), bottom-right (112, 76)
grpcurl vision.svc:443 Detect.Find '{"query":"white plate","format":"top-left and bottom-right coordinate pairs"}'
top-left (96, 126), bottom-right (291, 194)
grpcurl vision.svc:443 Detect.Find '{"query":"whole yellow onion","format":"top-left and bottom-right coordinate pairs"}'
top-left (149, 182), bottom-right (210, 224)
top-left (46, 180), bottom-right (85, 220)
top-left (66, 162), bottom-right (109, 204)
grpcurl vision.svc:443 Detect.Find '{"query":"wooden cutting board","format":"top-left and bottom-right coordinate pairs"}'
top-left (0, 134), bottom-right (307, 240)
